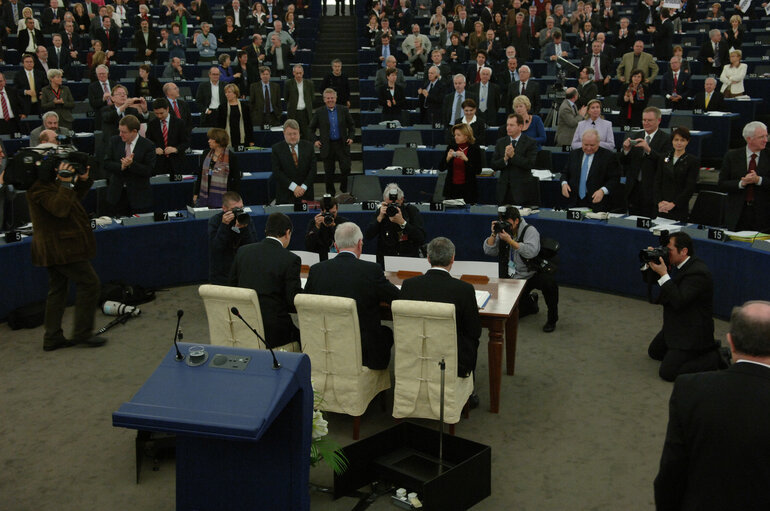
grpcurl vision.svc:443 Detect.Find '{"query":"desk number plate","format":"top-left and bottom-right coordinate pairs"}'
top-left (636, 217), bottom-right (652, 229)
top-left (90, 219), bottom-right (97, 230)
top-left (430, 202), bottom-right (444, 211)
top-left (4, 231), bottom-right (22, 243)
top-left (708, 228), bottom-right (725, 241)
top-left (567, 209), bottom-right (583, 221)
top-left (294, 202), bottom-right (308, 212)
top-left (362, 201), bottom-right (380, 211)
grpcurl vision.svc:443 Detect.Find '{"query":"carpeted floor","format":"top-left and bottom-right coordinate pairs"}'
top-left (0, 283), bottom-right (729, 511)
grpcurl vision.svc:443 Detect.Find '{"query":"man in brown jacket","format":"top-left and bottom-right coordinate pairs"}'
top-left (26, 130), bottom-right (106, 351)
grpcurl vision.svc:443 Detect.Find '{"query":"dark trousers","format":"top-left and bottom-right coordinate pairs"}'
top-left (364, 325), bottom-right (394, 370)
top-left (291, 109), bottom-right (312, 140)
top-left (104, 187), bottom-right (151, 217)
top-left (648, 331), bottom-right (721, 382)
top-left (735, 202), bottom-right (757, 231)
top-left (519, 272), bottom-right (559, 323)
top-left (201, 108), bottom-right (219, 128)
top-left (44, 260), bottom-right (101, 347)
top-left (323, 139), bottom-right (351, 194)
top-left (0, 117), bottom-right (22, 135)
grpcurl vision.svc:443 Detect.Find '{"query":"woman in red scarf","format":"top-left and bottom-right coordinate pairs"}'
top-left (619, 69), bottom-right (649, 129)
top-left (439, 123), bottom-right (482, 203)
top-left (193, 128), bottom-right (241, 208)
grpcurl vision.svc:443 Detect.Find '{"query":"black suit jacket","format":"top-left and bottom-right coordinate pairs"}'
top-left (468, 81), bottom-right (501, 125)
top-left (100, 105), bottom-right (144, 147)
top-left (400, 269), bottom-right (481, 377)
top-left (692, 90), bottom-right (727, 112)
top-left (249, 80), bottom-right (282, 126)
top-left (308, 105), bottom-right (356, 159)
top-left (718, 148), bottom-right (770, 231)
top-left (378, 84), bottom-right (407, 122)
top-left (506, 25), bottom-right (531, 63)
top-left (13, 68), bottom-right (48, 112)
top-left (652, 18), bottom-right (674, 59)
top-left (660, 70), bottom-right (693, 109)
top-left (166, 97), bottom-right (193, 133)
top-left (2, 1), bottom-right (25, 32)
top-left (698, 40), bottom-right (730, 76)
top-left (270, 139), bottom-right (317, 204)
top-left (438, 141), bottom-right (482, 203)
top-left (88, 80), bottom-right (113, 129)
top-left (0, 86), bottom-right (25, 135)
top-left (562, 147), bottom-right (620, 211)
top-left (507, 80), bottom-right (540, 113)
top-left (103, 134), bottom-right (157, 212)
top-left (654, 151), bottom-right (699, 222)
top-left (581, 53), bottom-right (612, 82)
top-left (16, 28), bottom-right (43, 52)
top-left (133, 30), bottom-right (159, 62)
top-left (620, 129), bottom-right (672, 217)
top-left (576, 80), bottom-right (598, 107)
top-left (654, 362), bottom-right (770, 511)
top-left (418, 78), bottom-right (446, 124)
top-left (229, 238), bottom-right (302, 348)
top-left (195, 81), bottom-right (227, 114)
top-left (145, 115), bottom-right (190, 176)
top-left (92, 26), bottom-right (120, 53)
top-left (41, 6), bottom-right (65, 34)
top-left (304, 252), bottom-right (400, 370)
top-left (441, 90), bottom-right (479, 127)
top-left (47, 46), bottom-right (72, 76)
top-left (268, 43), bottom-right (292, 76)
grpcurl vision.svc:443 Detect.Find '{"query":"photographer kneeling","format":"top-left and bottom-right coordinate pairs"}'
top-left (365, 183), bottom-right (426, 267)
top-left (483, 206), bottom-right (559, 332)
top-left (208, 191), bottom-right (257, 285)
top-left (26, 130), bottom-right (107, 351)
top-left (305, 194), bottom-right (349, 261)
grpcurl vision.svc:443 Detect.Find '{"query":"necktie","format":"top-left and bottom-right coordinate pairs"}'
top-left (480, 84), bottom-right (487, 111)
top-left (673, 72), bottom-right (678, 92)
top-left (125, 142), bottom-right (131, 158)
top-left (511, 137), bottom-right (517, 148)
top-left (68, 33), bottom-right (73, 50)
top-left (291, 145), bottom-right (299, 166)
top-left (747, 153), bottom-right (757, 201)
top-left (593, 55), bottom-right (602, 80)
top-left (591, 120), bottom-right (596, 126)
top-left (572, 104), bottom-right (577, 114)
top-left (28, 71), bottom-right (36, 103)
top-left (1, 91), bottom-right (10, 121)
top-left (424, 81), bottom-right (432, 107)
top-left (12, 3), bottom-right (17, 20)
top-left (172, 100), bottom-right (181, 118)
top-left (162, 119), bottom-right (168, 147)
top-left (579, 154), bottom-right (590, 199)
top-left (264, 84), bottom-right (271, 113)
top-left (452, 93), bottom-right (462, 124)
top-left (713, 43), bottom-right (721, 68)
top-left (645, 134), bottom-right (652, 145)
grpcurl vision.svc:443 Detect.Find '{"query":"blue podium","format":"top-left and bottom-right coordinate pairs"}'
top-left (113, 343), bottom-right (312, 511)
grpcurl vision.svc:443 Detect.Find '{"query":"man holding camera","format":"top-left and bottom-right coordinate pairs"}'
top-left (483, 206), bottom-right (559, 332)
top-left (208, 191), bottom-right (257, 285)
top-left (305, 194), bottom-right (350, 261)
top-left (26, 130), bottom-right (106, 351)
top-left (365, 183), bottom-right (426, 267)
top-left (644, 231), bottom-right (725, 381)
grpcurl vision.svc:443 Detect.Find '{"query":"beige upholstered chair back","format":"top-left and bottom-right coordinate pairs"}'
top-left (294, 294), bottom-right (391, 418)
top-left (198, 284), bottom-right (268, 349)
top-left (391, 300), bottom-right (474, 424)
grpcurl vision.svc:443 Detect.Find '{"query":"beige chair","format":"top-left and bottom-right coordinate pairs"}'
top-left (294, 294), bottom-right (391, 439)
top-left (391, 300), bottom-right (473, 434)
top-left (197, 284), bottom-right (300, 352)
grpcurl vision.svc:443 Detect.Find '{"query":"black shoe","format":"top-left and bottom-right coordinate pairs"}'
top-left (43, 339), bottom-right (75, 352)
top-left (542, 322), bottom-right (556, 333)
top-left (468, 393), bottom-right (480, 409)
top-left (72, 335), bottom-right (107, 348)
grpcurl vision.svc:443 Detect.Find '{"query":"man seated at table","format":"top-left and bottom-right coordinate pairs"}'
top-left (305, 222), bottom-right (401, 370)
top-left (208, 191), bottom-right (257, 285)
top-left (483, 206), bottom-right (559, 332)
top-left (400, 236), bottom-right (481, 379)
top-left (692, 77), bottom-right (727, 112)
top-left (229, 212), bottom-right (302, 349)
top-left (364, 183), bottom-right (426, 268)
top-left (305, 194), bottom-right (350, 262)
top-left (29, 111), bottom-right (74, 147)
top-left (562, 129), bottom-right (620, 212)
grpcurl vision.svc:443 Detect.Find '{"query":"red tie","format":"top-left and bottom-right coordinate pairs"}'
top-left (0, 90), bottom-right (10, 121)
top-left (747, 154), bottom-right (757, 202)
top-left (162, 119), bottom-right (168, 147)
top-left (673, 73), bottom-right (678, 92)
top-left (172, 100), bottom-right (181, 118)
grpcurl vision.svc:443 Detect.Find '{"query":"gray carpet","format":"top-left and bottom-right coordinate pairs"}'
top-left (0, 284), bottom-right (729, 511)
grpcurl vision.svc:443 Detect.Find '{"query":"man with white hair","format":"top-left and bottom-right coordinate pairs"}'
top-left (561, 129), bottom-right (620, 212)
top-left (442, 74), bottom-right (478, 127)
top-left (267, 20), bottom-right (296, 48)
top-left (418, 65), bottom-right (445, 124)
top-left (305, 222), bottom-right (401, 370)
top-left (718, 121), bottom-right (770, 232)
top-left (30, 111), bottom-right (74, 146)
top-left (698, 28), bottom-right (729, 76)
top-left (402, 23), bottom-right (431, 56)
top-left (195, 23), bottom-right (217, 59)
top-left (507, 65), bottom-right (539, 113)
top-left (468, 66), bottom-right (500, 125)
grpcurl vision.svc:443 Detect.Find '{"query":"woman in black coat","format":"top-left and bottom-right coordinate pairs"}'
top-left (618, 69), bottom-right (649, 129)
top-left (378, 68), bottom-right (407, 122)
top-left (654, 126), bottom-right (699, 222)
top-left (217, 84), bottom-right (254, 148)
top-left (438, 123), bottom-right (482, 203)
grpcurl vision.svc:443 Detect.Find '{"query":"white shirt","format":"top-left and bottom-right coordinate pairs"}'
top-left (26, 29), bottom-right (36, 52)
top-left (296, 80), bottom-right (306, 110)
top-left (209, 82), bottom-right (220, 109)
top-left (740, 147), bottom-right (764, 188)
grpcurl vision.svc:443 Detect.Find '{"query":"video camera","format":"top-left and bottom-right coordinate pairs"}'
top-left (3, 135), bottom-right (94, 190)
top-left (639, 230), bottom-right (670, 265)
top-left (321, 193), bottom-right (334, 226)
top-left (386, 191), bottom-right (400, 217)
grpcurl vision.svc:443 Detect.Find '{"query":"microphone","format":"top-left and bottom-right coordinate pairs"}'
top-left (230, 306), bottom-right (280, 369)
top-left (173, 309), bottom-right (184, 361)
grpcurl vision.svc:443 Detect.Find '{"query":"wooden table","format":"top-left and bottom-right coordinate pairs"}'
top-left (385, 272), bottom-right (526, 414)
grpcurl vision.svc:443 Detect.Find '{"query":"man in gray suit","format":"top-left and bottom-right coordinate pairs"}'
top-left (284, 64), bottom-right (315, 140)
top-left (309, 89), bottom-right (355, 195)
top-left (29, 111), bottom-right (74, 146)
top-left (555, 88), bottom-right (586, 147)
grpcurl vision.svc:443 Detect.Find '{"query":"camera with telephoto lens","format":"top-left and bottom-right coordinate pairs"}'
top-left (386, 191), bottom-right (400, 217)
top-left (639, 230), bottom-right (670, 265)
top-left (321, 193), bottom-right (334, 226)
top-left (230, 207), bottom-right (251, 226)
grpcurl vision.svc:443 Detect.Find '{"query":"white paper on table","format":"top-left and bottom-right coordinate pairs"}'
top-left (652, 217), bottom-right (679, 225)
top-left (292, 250), bottom-right (321, 268)
top-left (725, 230), bottom-right (761, 237)
top-left (476, 290), bottom-right (491, 309)
top-left (531, 169), bottom-right (554, 180)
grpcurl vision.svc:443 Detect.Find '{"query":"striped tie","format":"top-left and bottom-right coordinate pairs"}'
top-left (162, 119), bottom-right (168, 147)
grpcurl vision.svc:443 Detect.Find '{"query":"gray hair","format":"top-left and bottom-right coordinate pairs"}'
top-left (283, 119), bottom-right (300, 131)
top-left (334, 222), bottom-right (363, 250)
top-left (322, 88), bottom-right (337, 97)
top-left (429, 65), bottom-right (440, 76)
top-left (709, 28), bottom-right (721, 38)
top-left (42, 111), bottom-right (60, 122)
top-left (519, 65), bottom-right (531, 73)
top-left (96, 64), bottom-right (109, 74)
top-left (46, 68), bottom-right (63, 81)
top-left (582, 128), bottom-right (600, 142)
top-left (743, 121), bottom-right (768, 140)
top-left (427, 237), bottom-right (455, 267)
top-left (330, 58), bottom-right (342, 66)
top-left (704, 77), bottom-right (717, 86)
top-left (383, 182), bottom-right (404, 200)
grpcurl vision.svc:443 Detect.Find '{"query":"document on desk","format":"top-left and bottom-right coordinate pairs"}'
top-left (476, 290), bottom-right (491, 310)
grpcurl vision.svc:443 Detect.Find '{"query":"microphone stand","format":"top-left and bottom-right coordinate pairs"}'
top-left (173, 310), bottom-right (184, 361)
top-left (230, 307), bottom-right (281, 369)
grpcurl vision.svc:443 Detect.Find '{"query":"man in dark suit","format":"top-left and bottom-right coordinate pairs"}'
top-left (561, 129), bottom-right (620, 211)
top-left (492, 113), bottom-right (538, 205)
top-left (146, 98), bottom-right (189, 178)
top-left (305, 222), bottom-right (400, 370)
top-left (418, 65), bottom-right (446, 124)
top-left (245, 34), bottom-right (267, 67)
top-left (660, 56), bottom-right (692, 110)
top-left (393, 0), bottom-right (414, 34)
top-left (654, 300), bottom-right (770, 509)
top-left (400, 237), bottom-right (481, 377)
top-left (249, 66), bottom-right (281, 127)
top-left (2, 0), bottom-right (25, 36)
top-left (374, 33), bottom-right (397, 67)
top-left (442, 74), bottom-right (478, 127)
top-left (14, 53), bottom-right (47, 116)
top-left (620, 106), bottom-right (672, 217)
top-left (103, 115), bottom-right (157, 216)
top-left (92, 16), bottom-right (120, 57)
top-left (270, 119), bottom-right (317, 204)
top-left (581, 42), bottom-right (612, 96)
top-left (88, 65), bottom-right (113, 131)
top-left (100, 85), bottom-right (149, 148)
top-left (468, 67), bottom-right (500, 126)
top-left (285, 64), bottom-right (316, 140)
top-left (644, 232), bottom-right (724, 381)
top-left (507, 65), bottom-right (539, 114)
top-left (0, 72), bottom-right (26, 135)
top-left (196, 67), bottom-right (227, 127)
top-left (718, 121), bottom-right (770, 232)
top-left (497, 56), bottom-right (520, 94)
top-left (692, 77), bottom-right (728, 112)
top-left (48, 34), bottom-right (72, 78)
top-left (507, 12), bottom-right (532, 63)
top-left (267, 33), bottom-right (292, 77)
top-left (649, 8), bottom-right (673, 60)
top-left (230, 212), bottom-right (302, 349)
top-left (17, 18), bottom-right (43, 53)
top-left (132, 19), bottom-right (159, 63)
top-left (464, 50), bottom-right (493, 86)
top-left (162, 82), bottom-right (193, 134)
top-left (575, 67), bottom-right (599, 107)
top-left (309, 88), bottom-right (355, 195)
top-left (208, 191), bottom-right (258, 285)
top-left (61, 21), bottom-right (84, 61)
top-left (41, 0), bottom-right (65, 34)
top-left (698, 29), bottom-right (729, 76)
top-left (224, 0), bottom-right (248, 28)
top-left (541, 30), bottom-right (572, 76)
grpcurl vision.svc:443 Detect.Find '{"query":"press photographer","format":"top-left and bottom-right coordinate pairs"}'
top-left (483, 206), bottom-right (559, 332)
top-left (23, 129), bottom-right (106, 351)
top-left (364, 183), bottom-right (426, 267)
top-left (305, 194), bottom-right (349, 261)
top-left (208, 191), bottom-right (257, 285)
top-left (642, 231), bottom-right (726, 381)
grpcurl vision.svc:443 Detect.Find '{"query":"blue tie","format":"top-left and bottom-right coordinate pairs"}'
top-left (579, 154), bottom-right (591, 199)
top-left (383, 46), bottom-right (390, 67)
